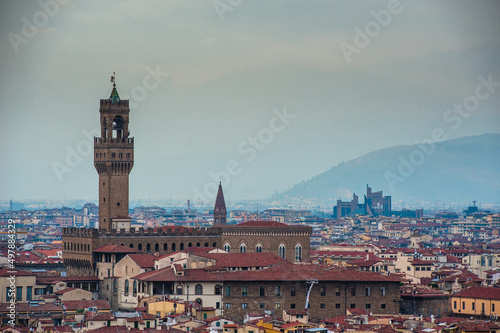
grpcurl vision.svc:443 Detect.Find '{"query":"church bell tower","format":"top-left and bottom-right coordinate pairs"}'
top-left (94, 73), bottom-right (134, 232)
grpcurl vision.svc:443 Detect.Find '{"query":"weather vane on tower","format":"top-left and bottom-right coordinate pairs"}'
top-left (110, 71), bottom-right (116, 87)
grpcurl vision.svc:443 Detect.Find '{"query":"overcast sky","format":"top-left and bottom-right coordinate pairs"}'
top-left (1, 0), bottom-right (499, 205)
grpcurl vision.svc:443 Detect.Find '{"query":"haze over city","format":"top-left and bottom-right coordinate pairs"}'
top-left (1, 1), bottom-right (499, 206)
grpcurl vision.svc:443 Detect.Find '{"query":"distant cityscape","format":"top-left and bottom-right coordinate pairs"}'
top-left (1, 83), bottom-right (500, 333)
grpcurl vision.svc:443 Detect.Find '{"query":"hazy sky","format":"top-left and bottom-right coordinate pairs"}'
top-left (1, 0), bottom-right (499, 205)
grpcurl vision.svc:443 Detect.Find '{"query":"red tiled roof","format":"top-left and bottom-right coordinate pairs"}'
top-left (199, 252), bottom-right (288, 269)
top-left (94, 244), bottom-right (141, 253)
top-left (127, 253), bottom-right (155, 268)
top-left (280, 321), bottom-right (308, 329)
top-left (134, 262), bottom-right (401, 283)
top-left (453, 286), bottom-right (500, 300)
top-left (0, 268), bottom-right (35, 276)
top-left (55, 287), bottom-right (80, 295)
top-left (456, 321), bottom-right (500, 332)
top-left (63, 300), bottom-right (111, 311)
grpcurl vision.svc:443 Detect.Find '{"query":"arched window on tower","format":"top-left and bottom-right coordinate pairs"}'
top-left (224, 243), bottom-right (231, 252)
top-left (146, 243), bottom-right (151, 252)
top-left (112, 116), bottom-right (125, 139)
top-left (124, 280), bottom-right (129, 296)
top-left (279, 243), bottom-right (286, 259)
top-left (295, 244), bottom-right (302, 262)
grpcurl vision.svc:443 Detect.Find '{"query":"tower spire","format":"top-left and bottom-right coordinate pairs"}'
top-left (109, 72), bottom-right (120, 103)
top-left (213, 182), bottom-right (227, 225)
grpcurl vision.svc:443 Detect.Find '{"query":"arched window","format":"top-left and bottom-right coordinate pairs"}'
top-left (133, 280), bottom-right (137, 296)
top-left (215, 285), bottom-right (222, 295)
top-left (163, 243), bottom-right (168, 251)
top-left (180, 243), bottom-right (184, 251)
top-left (205, 242), bottom-right (209, 247)
top-left (138, 243), bottom-right (142, 251)
top-left (224, 243), bottom-right (231, 252)
top-left (188, 243), bottom-right (193, 248)
top-left (195, 284), bottom-right (203, 295)
top-left (212, 242), bottom-right (217, 247)
top-left (155, 243), bottom-right (159, 252)
top-left (172, 243), bottom-right (176, 251)
top-left (113, 279), bottom-right (118, 292)
top-left (112, 115), bottom-right (125, 139)
top-left (124, 280), bottom-right (129, 296)
top-left (196, 242), bottom-right (200, 247)
top-left (146, 243), bottom-right (151, 252)
top-left (295, 244), bottom-right (302, 262)
top-left (255, 243), bottom-right (263, 253)
top-left (279, 243), bottom-right (286, 259)
top-left (240, 243), bottom-right (247, 253)
top-left (176, 286), bottom-right (183, 295)
top-left (129, 243), bottom-right (134, 248)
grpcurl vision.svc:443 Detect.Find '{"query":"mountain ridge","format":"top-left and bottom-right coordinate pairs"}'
top-left (273, 133), bottom-right (500, 206)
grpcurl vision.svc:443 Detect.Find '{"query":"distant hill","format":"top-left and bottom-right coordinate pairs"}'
top-left (273, 134), bottom-right (500, 206)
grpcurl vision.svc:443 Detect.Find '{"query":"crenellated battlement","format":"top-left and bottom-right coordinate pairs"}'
top-left (100, 99), bottom-right (129, 107)
top-left (94, 137), bottom-right (134, 145)
top-left (63, 226), bottom-right (220, 238)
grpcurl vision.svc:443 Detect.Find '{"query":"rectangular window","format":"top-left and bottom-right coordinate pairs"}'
top-left (275, 303), bottom-right (281, 309)
top-left (381, 286), bottom-right (386, 297)
top-left (291, 286), bottom-right (296, 297)
top-left (217, 322), bottom-right (221, 327)
top-left (350, 303), bottom-right (356, 309)
top-left (276, 286), bottom-right (281, 296)
top-left (16, 287), bottom-right (22, 301)
top-left (242, 286), bottom-right (248, 297)
top-left (27, 286), bottom-right (32, 301)
top-left (482, 303), bottom-right (485, 314)
top-left (225, 286), bottom-right (231, 296)
top-left (320, 303), bottom-right (326, 309)
top-left (427, 267), bottom-right (431, 271)
top-left (260, 303), bottom-right (265, 309)
top-left (454, 301), bottom-right (457, 309)
top-left (463, 301), bottom-right (465, 310)
top-left (415, 267), bottom-right (420, 271)
top-left (365, 287), bottom-right (371, 296)
top-left (351, 286), bottom-right (356, 296)
top-left (6, 288), bottom-right (11, 301)
top-left (260, 286), bottom-right (265, 297)
top-left (321, 287), bottom-right (326, 296)
top-left (225, 303), bottom-right (231, 309)
top-left (290, 303), bottom-right (296, 309)
top-left (366, 303), bottom-right (371, 309)
top-left (407, 266), bottom-right (411, 271)
top-left (335, 287), bottom-right (341, 296)
top-left (472, 302), bottom-right (475, 311)
top-left (381, 304), bottom-right (386, 309)
top-left (119, 153), bottom-right (123, 158)
top-left (216, 302), bottom-right (220, 309)
top-left (336, 303), bottom-right (341, 309)
top-left (493, 303), bottom-right (496, 312)
top-left (126, 153), bottom-right (130, 159)
top-left (242, 303), bottom-right (248, 309)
